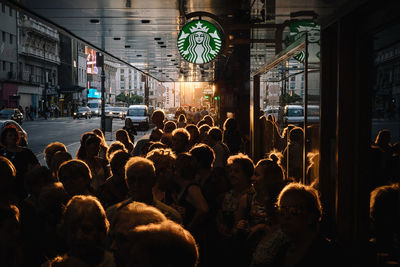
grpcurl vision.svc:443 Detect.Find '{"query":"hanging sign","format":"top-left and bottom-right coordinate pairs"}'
top-left (178, 20), bottom-right (222, 64)
top-left (290, 21), bottom-right (320, 63)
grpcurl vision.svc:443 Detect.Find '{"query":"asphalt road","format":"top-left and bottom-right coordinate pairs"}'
top-left (22, 116), bottom-right (150, 166)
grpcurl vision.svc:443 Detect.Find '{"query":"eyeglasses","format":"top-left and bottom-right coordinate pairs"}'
top-left (276, 205), bottom-right (305, 216)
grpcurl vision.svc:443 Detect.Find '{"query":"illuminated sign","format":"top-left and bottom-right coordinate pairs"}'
top-left (88, 88), bottom-right (101, 98)
top-left (85, 46), bottom-right (98, 74)
top-left (178, 20), bottom-right (222, 64)
top-left (290, 21), bottom-right (320, 63)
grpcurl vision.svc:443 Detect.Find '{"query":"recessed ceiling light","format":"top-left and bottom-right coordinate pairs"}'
top-left (141, 19), bottom-right (151, 24)
top-left (154, 37), bottom-right (161, 41)
top-left (113, 37), bottom-right (121, 40)
top-left (125, 45), bottom-right (131, 48)
top-left (160, 45), bottom-right (166, 48)
top-left (90, 19), bottom-right (100, 24)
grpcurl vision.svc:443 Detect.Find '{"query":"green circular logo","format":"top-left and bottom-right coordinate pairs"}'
top-left (178, 20), bottom-right (222, 64)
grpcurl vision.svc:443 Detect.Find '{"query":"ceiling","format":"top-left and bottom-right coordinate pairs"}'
top-left (13, 0), bottom-right (347, 82)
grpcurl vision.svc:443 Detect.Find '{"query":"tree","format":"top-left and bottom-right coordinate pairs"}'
top-left (116, 93), bottom-right (143, 105)
top-left (280, 92), bottom-right (302, 105)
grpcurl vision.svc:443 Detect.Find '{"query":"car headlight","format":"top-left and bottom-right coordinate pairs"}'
top-left (74, 112), bottom-right (77, 115)
top-left (83, 113), bottom-right (86, 115)
top-left (110, 111), bottom-right (113, 115)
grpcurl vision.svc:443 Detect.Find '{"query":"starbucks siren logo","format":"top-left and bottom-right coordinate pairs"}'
top-left (178, 20), bottom-right (222, 64)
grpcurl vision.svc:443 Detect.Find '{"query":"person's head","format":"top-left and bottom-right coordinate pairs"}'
top-left (370, 184), bottom-right (400, 234)
top-left (151, 110), bottom-right (166, 129)
top-left (125, 118), bottom-right (134, 127)
top-left (77, 132), bottom-right (97, 159)
top-left (289, 127), bottom-right (304, 144)
top-left (116, 129), bottom-right (131, 144)
top-left (125, 157), bottom-right (156, 202)
top-left (147, 141), bottom-right (167, 153)
top-left (84, 134), bottom-right (102, 158)
top-left (198, 124), bottom-right (210, 143)
top-left (185, 124), bottom-right (200, 146)
top-left (276, 182), bottom-right (322, 237)
top-left (189, 143), bottom-right (215, 170)
top-left (203, 115), bottom-right (214, 127)
top-left (93, 128), bottom-right (108, 148)
top-left (50, 151), bottom-right (72, 177)
top-left (44, 142), bottom-right (67, 168)
top-left (0, 156), bottom-right (16, 195)
top-left (125, 220), bottom-right (199, 267)
top-left (0, 125), bottom-right (20, 147)
top-left (146, 148), bottom-right (176, 191)
top-left (223, 118), bottom-right (237, 132)
top-left (163, 121), bottom-right (177, 134)
top-left (110, 150), bottom-right (131, 178)
top-left (150, 128), bottom-right (164, 142)
top-left (252, 159), bottom-right (284, 202)
top-left (109, 202), bottom-right (167, 267)
top-left (24, 165), bottom-right (54, 198)
top-left (37, 182), bottom-right (69, 227)
top-left (60, 195), bottom-right (109, 265)
top-left (226, 153), bottom-right (254, 187)
top-left (58, 159), bottom-right (92, 196)
top-left (174, 153), bottom-right (198, 183)
top-left (207, 127), bottom-right (223, 146)
top-left (107, 141), bottom-right (128, 161)
top-left (172, 128), bottom-right (190, 154)
top-left (177, 114), bottom-right (187, 124)
top-left (375, 129), bottom-right (392, 147)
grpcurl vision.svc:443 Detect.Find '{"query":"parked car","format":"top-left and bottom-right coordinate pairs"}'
top-left (0, 108), bottom-right (24, 124)
top-left (283, 105), bottom-right (304, 126)
top-left (73, 106), bottom-right (91, 119)
top-left (264, 106), bottom-right (280, 120)
top-left (0, 119), bottom-right (28, 146)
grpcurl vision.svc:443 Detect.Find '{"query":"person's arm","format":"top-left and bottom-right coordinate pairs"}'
top-left (234, 194), bottom-right (249, 234)
top-left (186, 185), bottom-right (209, 230)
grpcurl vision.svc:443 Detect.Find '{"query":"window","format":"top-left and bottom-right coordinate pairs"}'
top-left (290, 76), bottom-right (295, 81)
top-left (2, 32), bottom-right (5, 43)
top-left (2, 4), bottom-right (5, 13)
top-left (10, 62), bottom-right (13, 72)
top-left (9, 7), bottom-right (12, 16)
top-left (120, 69), bottom-right (124, 74)
top-left (9, 34), bottom-right (12, 44)
top-left (3, 61), bottom-right (7, 71)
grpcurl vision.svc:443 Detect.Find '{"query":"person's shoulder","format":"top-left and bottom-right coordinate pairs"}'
top-left (153, 198), bottom-right (183, 224)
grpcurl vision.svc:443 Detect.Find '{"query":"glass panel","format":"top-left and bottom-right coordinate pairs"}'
top-left (256, 30), bottom-right (320, 185)
top-left (371, 23), bottom-right (400, 186)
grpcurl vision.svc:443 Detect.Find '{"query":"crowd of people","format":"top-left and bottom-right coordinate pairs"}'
top-left (0, 106), bottom-right (399, 267)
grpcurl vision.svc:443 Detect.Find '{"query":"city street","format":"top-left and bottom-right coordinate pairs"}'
top-left (23, 116), bottom-right (150, 165)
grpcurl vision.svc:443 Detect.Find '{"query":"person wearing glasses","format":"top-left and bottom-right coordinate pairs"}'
top-left (258, 182), bottom-right (344, 267)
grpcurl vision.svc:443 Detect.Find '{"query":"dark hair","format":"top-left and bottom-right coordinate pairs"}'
top-left (227, 153), bottom-right (254, 179)
top-left (44, 142), bottom-right (67, 167)
top-left (190, 143), bottom-right (215, 169)
top-left (0, 125), bottom-right (21, 146)
top-left (50, 151), bottom-right (73, 176)
top-left (58, 159), bottom-right (92, 186)
top-left (208, 127), bottom-right (223, 142)
top-left (175, 153), bottom-right (198, 181)
top-left (185, 124), bottom-right (200, 142)
top-left (178, 114), bottom-right (187, 123)
top-left (370, 184), bottom-right (400, 229)
top-left (25, 165), bottom-right (55, 196)
top-left (172, 128), bottom-right (190, 142)
top-left (76, 132), bottom-right (97, 159)
top-left (223, 118), bottom-right (237, 132)
top-left (107, 141), bottom-right (128, 160)
top-left (110, 150), bottom-right (131, 174)
top-left (164, 121), bottom-right (177, 133)
top-left (125, 157), bottom-right (157, 185)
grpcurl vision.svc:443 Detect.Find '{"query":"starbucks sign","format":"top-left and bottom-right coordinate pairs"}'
top-left (178, 20), bottom-right (222, 64)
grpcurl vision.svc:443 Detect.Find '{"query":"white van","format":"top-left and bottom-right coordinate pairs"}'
top-left (126, 105), bottom-right (149, 130)
top-left (283, 105), bottom-right (304, 126)
top-left (87, 99), bottom-right (101, 116)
